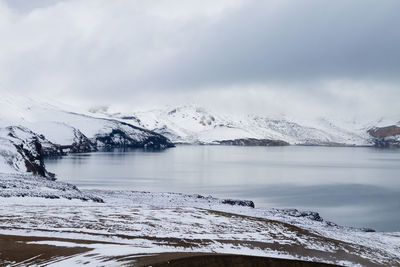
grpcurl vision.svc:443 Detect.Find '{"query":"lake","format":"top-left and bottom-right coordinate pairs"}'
top-left (45, 145), bottom-right (400, 232)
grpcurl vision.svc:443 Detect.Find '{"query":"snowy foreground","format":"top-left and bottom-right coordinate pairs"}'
top-left (1, 173), bottom-right (399, 266)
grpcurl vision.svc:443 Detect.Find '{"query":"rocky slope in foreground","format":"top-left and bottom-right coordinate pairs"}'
top-left (94, 105), bottom-right (400, 147)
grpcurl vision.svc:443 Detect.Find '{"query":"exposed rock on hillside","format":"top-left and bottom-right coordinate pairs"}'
top-left (3, 126), bottom-right (60, 178)
top-left (222, 199), bottom-right (255, 208)
top-left (368, 125), bottom-right (400, 138)
top-left (217, 138), bottom-right (289, 146)
top-left (94, 121), bottom-right (174, 149)
top-left (66, 128), bottom-right (97, 153)
top-left (368, 125), bottom-right (400, 148)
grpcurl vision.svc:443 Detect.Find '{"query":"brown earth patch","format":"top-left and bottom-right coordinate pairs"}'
top-left (121, 252), bottom-right (341, 267)
top-left (368, 125), bottom-right (400, 138)
top-left (0, 234), bottom-right (92, 266)
top-left (0, 208), bottom-right (397, 267)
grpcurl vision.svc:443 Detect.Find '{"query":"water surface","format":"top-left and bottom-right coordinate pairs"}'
top-left (45, 145), bottom-right (400, 231)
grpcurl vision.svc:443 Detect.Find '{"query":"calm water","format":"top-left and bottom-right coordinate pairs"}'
top-left (45, 145), bottom-right (400, 232)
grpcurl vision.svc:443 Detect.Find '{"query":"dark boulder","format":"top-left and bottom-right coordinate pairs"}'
top-left (284, 209), bottom-right (323, 222)
top-left (222, 199), bottom-right (255, 208)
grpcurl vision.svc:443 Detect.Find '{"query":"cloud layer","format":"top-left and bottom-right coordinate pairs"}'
top-left (0, 0), bottom-right (399, 118)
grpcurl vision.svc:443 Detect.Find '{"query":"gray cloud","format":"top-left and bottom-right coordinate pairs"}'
top-left (0, 0), bottom-right (399, 118)
top-left (4, 0), bottom-right (65, 12)
top-left (156, 0), bottom-right (400, 89)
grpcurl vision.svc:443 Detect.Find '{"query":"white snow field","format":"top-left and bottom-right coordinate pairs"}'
top-left (96, 104), bottom-right (400, 146)
top-left (0, 92), bottom-right (171, 150)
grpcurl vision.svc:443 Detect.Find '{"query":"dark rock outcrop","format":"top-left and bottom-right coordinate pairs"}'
top-left (222, 199), bottom-right (255, 208)
top-left (61, 128), bottom-right (97, 154)
top-left (94, 121), bottom-right (175, 149)
top-left (120, 116), bottom-right (141, 124)
top-left (62, 112), bottom-right (175, 150)
top-left (284, 209), bottom-right (323, 222)
top-left (371, 138), bottom-right (400, 148)
top-left (218, 138), bottom-right (289, 146)
top-left (360, 227), bottom-right (376, 233)
top-left (14, 139), bottom-right (49, 178)
top-left (7, 126), bottom-right (58, 179)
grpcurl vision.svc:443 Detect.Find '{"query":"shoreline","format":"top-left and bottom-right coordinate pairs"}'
top-left (0, 190), bottom-right (399, 266)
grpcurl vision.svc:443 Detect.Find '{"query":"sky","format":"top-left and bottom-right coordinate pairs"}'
top-left (0, 0), bottom-right (399, 119)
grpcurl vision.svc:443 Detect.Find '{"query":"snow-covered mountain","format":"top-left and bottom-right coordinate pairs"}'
top-left (1, 93), bottom-right (399, 175)
top-left (0, 93), bottom-right (173, 175)
top-left (94, 104), bottom-right (400, 147)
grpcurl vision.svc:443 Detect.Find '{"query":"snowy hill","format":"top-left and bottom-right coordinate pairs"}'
top-left (95, 104), bottom-right (398, 147)
top-left (0, 93), bottom-right (174, 174)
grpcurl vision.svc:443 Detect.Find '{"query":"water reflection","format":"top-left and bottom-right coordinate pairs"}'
top-left (45, 145), bottom-right (400, 231)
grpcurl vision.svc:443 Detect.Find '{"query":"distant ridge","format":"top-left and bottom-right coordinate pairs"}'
top-left (92, 104), bottom-right (400, 147)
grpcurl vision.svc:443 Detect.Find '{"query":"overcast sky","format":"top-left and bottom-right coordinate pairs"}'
top-left (0, 0), bottom-right (399, 119)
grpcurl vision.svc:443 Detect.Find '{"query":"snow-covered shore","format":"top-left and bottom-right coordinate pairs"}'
top-left (0, 173), bottom-right (399, 266)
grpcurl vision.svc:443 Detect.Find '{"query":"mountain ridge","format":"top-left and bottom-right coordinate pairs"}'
top-left (0, 95), bottom-right (174, 176)
top-left (92, 104), bottom-right (400, 147)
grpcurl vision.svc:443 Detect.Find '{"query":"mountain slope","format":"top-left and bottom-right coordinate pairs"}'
top-left (97, 105), bottom-right (387, 146)
top-left (0, 94), bottom-right (174, 174)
